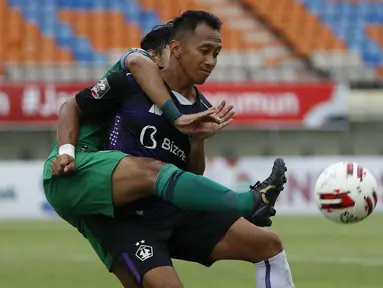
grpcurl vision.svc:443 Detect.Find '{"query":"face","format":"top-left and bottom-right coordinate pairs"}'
top-left (171, 23), bottom-right (222, 84)
top-left (148, 45), bottom-right (170, 68)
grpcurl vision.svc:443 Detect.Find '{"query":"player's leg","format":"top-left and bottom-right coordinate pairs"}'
top-left (111, 156), bottom-right (287, 222)
top-left (169, 212), bottom-right (294, 288)
top-left (113, 263), bottom-right (185, 288)
top-left (44, 150), bottom-right (285, 222)
top-left (142, 267), bottom-right (184, 288)
top-left (110, 258), bottom-right (141, 288)
top-left (211, 218), bottom-right (294, 288)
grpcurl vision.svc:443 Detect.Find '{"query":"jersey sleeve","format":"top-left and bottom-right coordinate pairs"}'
top-left (120, 48), bottom-right (153, 69)
top-left (75, 70), bottom-right (131, 120)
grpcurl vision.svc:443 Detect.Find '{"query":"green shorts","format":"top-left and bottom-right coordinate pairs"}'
top-left (43, 150), bottom-right (128, 270)
top-left (43, 150), bottom-right (127, 217)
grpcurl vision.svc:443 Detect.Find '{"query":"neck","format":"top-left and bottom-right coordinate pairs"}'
top-left (161, 62), bottom-right (195, 101)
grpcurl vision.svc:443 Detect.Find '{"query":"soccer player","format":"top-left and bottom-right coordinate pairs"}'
top-left (52, 23), bottom-right (220, 176)
top-left (49, 10), bottom-right (294, 288)
top-left (47, 23), bottom-right (283, 223)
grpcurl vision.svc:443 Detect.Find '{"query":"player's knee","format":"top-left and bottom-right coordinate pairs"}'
top-left (258, 230), bottom-right (284, 260)
top-left (112, 156), bottom-right (167, 204)
top-left (120, 156), bottom-right (166, 179)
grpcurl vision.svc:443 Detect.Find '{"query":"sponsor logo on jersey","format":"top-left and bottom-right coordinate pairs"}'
top-left (140, 125), bottom-right (187, 162)
top-left (91, 78), bottom-right (110, 99)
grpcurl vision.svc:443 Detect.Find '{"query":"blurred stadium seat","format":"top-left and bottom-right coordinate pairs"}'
top-left (1, 0), bottom-right (74, 65)
top-left (0, 0), bottom-right (382, 83)
top-left (243, 0), bottom-right (383, 82)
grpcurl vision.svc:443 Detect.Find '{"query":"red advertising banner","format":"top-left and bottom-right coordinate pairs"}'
top-left (0, 83), bottom-right (87, 128)
top-left (199, 82), bottom-right (348, 128)
top-left (0, 82), bottom-right (348, 129)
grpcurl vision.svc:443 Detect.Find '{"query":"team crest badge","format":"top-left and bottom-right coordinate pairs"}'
top-left (135, 240), bottom-right (153, 261)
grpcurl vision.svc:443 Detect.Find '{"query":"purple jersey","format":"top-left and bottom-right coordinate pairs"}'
top-left (106, 73), bottom-right (211, 170)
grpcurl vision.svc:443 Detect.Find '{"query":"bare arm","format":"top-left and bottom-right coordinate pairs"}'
top-left (55, 53), bottom-right (157, 148)
top-left (187, 139), bottom-right (206, 175)
top-left (57, 97), bottom-right (80, 148)
top-left (51, 96), bottom-right (80, 174)
top-left (125, 53), bottom-right (174, 110)
top-left (51, 72), bottom-right (128, 175)
top-left (125, 51), bottom-right (219, 132)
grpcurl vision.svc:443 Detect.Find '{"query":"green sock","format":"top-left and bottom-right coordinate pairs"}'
top-left (154, 164), bottom-right (254, 216)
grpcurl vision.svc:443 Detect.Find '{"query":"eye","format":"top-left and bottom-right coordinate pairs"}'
top-left (200, 49), bottom-right (209, 55)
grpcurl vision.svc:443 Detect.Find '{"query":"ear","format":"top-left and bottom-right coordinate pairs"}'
top-left (147, 49), bottom-right (158, 60)
top-left (169, 40), bottom-right (181, 59)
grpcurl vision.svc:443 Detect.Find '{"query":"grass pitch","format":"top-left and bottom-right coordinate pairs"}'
top-left (1, 215), bottom-right (382, 288)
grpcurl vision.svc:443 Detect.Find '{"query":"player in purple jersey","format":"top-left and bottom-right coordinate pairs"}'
top-left (72, 11), bottom-right (294, 288)
top-left (51, 23), bottom-right (221, 176)
top-left (50, 20), bottom-right (283, 223)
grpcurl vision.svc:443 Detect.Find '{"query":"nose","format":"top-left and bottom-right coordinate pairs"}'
top-left (205, 54), bottom-right (216, 68)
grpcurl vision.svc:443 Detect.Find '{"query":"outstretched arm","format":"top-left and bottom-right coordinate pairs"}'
top-left (124, 50), bottom-right (219, 133)
top-left (124, 51), bottom-right (181, 121)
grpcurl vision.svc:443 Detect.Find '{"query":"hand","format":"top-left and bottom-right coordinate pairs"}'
top-left (50, 154), bottom-right (76, 176)
top-left (173, 107), bottom-right (221, 135)
top-left (192, 100), bottom-right (235, 140)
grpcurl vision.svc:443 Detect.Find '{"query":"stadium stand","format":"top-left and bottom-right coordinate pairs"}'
top-left (1, 0), bottom-right (382, 83)
top-left (0, 0), bottom-right (73, 64)
top-left (242, 0), bottom-right (383, 82)
top-left (188, 0), bottom-right (318, 82)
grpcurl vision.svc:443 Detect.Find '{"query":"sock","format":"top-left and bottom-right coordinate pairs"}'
top-left (255, 250), bottom-right (295, 288)
top-left (154, 163), bottom-right (255, 215)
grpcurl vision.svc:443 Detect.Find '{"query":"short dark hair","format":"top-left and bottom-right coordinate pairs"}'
top-left (140, 24), bottom-right (172, 55)
top-left (170, 10), bottom-right (222, 40)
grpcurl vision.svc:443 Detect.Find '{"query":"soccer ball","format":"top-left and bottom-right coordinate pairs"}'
top-left (314, 162), bottom-right (378, 224)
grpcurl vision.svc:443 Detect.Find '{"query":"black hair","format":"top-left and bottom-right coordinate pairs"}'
top-left (170, 10), bottom-right (222, 40)
top-left (140, 24), bottom-right (172, 55)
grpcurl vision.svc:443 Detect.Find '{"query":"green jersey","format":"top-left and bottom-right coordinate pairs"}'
top-left (44, 48), bottom-right (152, 170)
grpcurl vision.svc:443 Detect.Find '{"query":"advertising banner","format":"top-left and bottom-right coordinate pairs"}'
top-left (0, 82), bottom-right (347, 129)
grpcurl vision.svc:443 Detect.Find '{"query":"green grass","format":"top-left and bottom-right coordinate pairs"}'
top-left (1, 215), bottom-right (382, 287)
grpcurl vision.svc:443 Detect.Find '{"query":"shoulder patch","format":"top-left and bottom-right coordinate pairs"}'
top-left (91, 78), bottom-right (111, 99)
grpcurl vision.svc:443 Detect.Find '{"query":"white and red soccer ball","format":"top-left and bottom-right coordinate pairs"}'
top-left (315, 162), bottom-right (378, 224)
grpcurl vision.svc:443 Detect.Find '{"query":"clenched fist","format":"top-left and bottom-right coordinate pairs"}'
top-left (50, 154), bottom-right (76, 176)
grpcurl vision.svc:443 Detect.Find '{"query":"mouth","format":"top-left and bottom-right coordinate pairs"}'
top-left (200, 69), bottom-right (212, 76)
